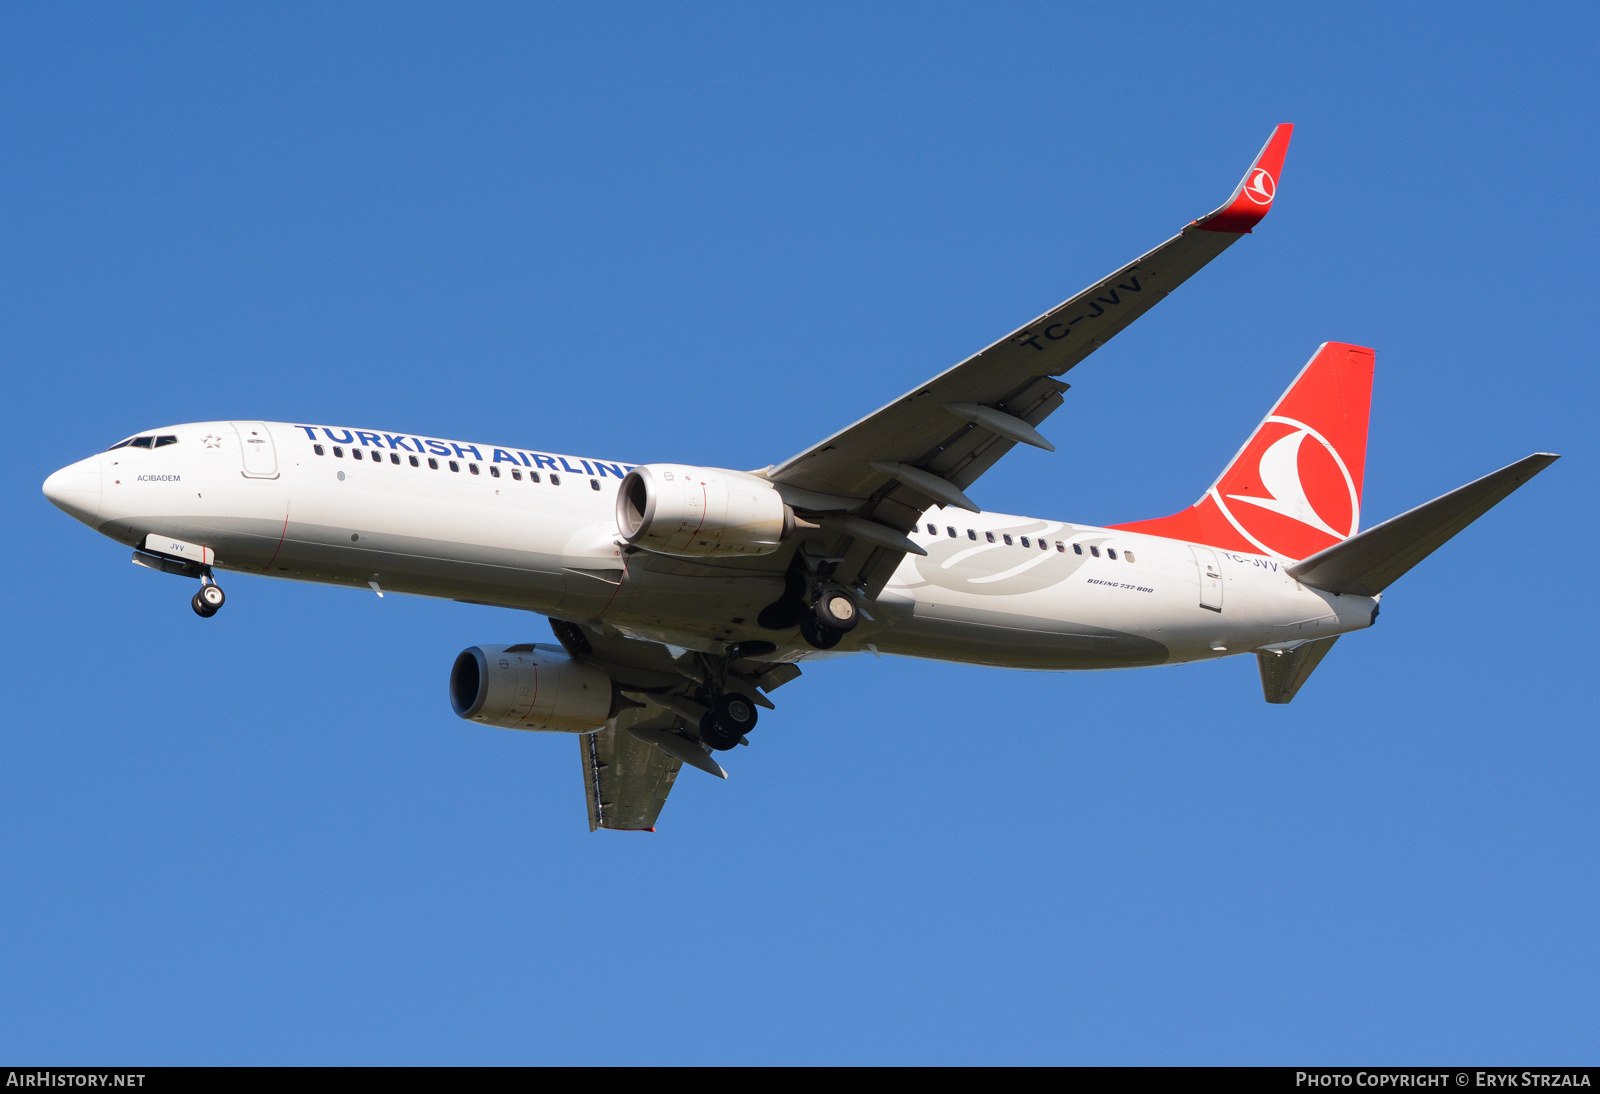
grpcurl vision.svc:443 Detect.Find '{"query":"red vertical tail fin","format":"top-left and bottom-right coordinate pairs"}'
top-left (1112, 342), bottom-right (1375, 560)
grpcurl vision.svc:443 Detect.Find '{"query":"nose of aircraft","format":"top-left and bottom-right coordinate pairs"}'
top-left (43, 455), bottom-right (103, 527)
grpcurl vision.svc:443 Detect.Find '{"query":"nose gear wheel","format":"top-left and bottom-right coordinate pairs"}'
top-left (191, 575), bottom-right (225, 617)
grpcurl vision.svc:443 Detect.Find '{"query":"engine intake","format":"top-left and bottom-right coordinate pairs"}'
top-left (449, 643), bottom-right (612, 732)
top-left (616, 463), bottom-right (793, 558)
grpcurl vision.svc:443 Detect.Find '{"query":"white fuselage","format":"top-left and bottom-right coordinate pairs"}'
top-left (46, 421), bottom-right (1378, 668)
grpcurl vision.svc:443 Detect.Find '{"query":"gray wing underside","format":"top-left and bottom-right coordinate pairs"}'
top-left (766, 225), bottom-right (1244, 598)
top-left (581, 714), bottom-right (682, 832)
top-left (558, 618), bottom-right (690, 832)
top-left (770, 226), bottom-right (1239, 496)
top-left (555, 618), bottom-right (799, 831)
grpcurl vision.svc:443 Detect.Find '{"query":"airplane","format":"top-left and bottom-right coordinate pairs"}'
top-left (42, 124), bottom-right (1557, 831)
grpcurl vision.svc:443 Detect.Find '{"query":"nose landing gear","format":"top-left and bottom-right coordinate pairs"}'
top-left (131, 544), bottom-right (228, 617)
top-left (191, 573), bottom-right (226, 618)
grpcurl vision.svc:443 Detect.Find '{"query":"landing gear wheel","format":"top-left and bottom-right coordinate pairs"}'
top-left (713, 692), bottom-right (758, 737)
top-left (199, 583), bottom-right (226, 611)
top-left (814, 589), bottom-right (859, 632)
top-left (798, 614), bottom-right (843, 650)
top-left (699, 712), bottom-right (742, 752)
top-left (191, 590), bottom-right (217, 618)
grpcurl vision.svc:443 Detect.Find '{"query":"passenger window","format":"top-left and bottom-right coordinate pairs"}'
top-left (449, 460), bottom-right (460, 472)
top-left (968, 529), bottom-right (977, 540)
top-left (927, 523), bottom-right (937, 535)
top-left (591, 479), bottom-right (601, 491)
top-left (468, 463), bottom-right (479, 475)
top-left (129, 437), bottom-right (154, 449)
top-left (1124, 550), bottom-right (1136, 563)
top-left (1090, 546), bottom-right (1100, 557)
top-left (352, 449), bottom-right (363, 460)
top-left (314, 444), bottom-right (325, 456)
top-left (986, 532), bottom-right (995, 543)
top-left (1107, 548), bottom-right (1117, 560)
top-left (1056, 542), bottom-right (1065, 552)
top-left (530, 471), bottom-right (541, 483)
top-left (1003, 535), bottom-right (1013, 545)
top-left (947, 527), bottom-right (956, 537)
top-left (511, 469), bottom-right (522, 481)
top-left (1073, 543), bottom-right (1083, 555)
top-left (489, 465), bottom-right (501, 478)
top-left (409, 455), bottom-right (420, 467)
top-left (550, 474), bottom-right (561, 486)
top-left (1020, 537), bottom-right (1030, 548)
top-left (333, 447), bottom-right (344, 458)
top-left (390, 453), bottom-right (400, 465)
top-left (155, 435), bottom-right (178, 448)
top-left (1040, 539), bottom-right (1049, 550)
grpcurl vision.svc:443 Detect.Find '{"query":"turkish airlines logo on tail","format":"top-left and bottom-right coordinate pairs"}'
top-left (1243, 167), bottom-right (1276, 205)
top-left (1212, 415), bottom-right (1359, 559)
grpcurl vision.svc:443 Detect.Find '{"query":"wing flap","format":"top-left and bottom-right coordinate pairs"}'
top-left (581, 717), bottom-right (682, 832)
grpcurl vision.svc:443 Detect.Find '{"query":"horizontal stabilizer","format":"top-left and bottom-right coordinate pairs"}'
top-left (1257, 636), bottom-right (1339, 704)
top-left (1287, 453), bottom-right (1558, 596)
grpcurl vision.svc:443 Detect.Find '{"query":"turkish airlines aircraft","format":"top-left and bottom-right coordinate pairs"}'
top-left (42, 125), bottom-right (1556, 830)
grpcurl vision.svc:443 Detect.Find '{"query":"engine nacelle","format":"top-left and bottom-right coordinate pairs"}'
top-left (449, 643), bottom-right (612, 732)
top-left (616, 463), bottom-right (792, 558)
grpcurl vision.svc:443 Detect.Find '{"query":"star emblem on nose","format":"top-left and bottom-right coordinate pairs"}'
top-left (203, 434), bottom-right (222, 448)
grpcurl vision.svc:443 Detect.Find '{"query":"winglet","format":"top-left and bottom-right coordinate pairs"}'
top-left (1194, 123), bottom-right (1293, 234)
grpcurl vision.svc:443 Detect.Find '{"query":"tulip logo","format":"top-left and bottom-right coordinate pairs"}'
top-left (1213, 416), bottom-right (1360, 558)
top-left (1243, 167), bottom-right (1276, 205)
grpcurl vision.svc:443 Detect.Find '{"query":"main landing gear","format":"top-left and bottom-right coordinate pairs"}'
top-left (755, 566), bottom-right (866, 650)
top-left (798, 586), bottom-right (860, 650)
top-left (191, 571), bottom-right (226, 618)
top-left (700, 691), bottom-right (759, 751)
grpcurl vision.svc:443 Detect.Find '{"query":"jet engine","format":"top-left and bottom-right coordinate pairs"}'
top-left (450, 643), bottom-right (613, 732)
top-left (616, 463), bottom-right (796, 557)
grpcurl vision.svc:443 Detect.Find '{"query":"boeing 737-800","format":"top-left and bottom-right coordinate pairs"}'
top-left (42, 125), bottom-right (1557, 830)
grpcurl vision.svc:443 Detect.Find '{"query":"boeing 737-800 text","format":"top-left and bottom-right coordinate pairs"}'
top-left (43, 125), bottom-right (1557, 830)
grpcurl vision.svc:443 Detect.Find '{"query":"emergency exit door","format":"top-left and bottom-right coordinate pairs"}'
top-left (1190, 545), bottom-right (1224, 612)
top-left (231, 422), bottom-right (279, 479)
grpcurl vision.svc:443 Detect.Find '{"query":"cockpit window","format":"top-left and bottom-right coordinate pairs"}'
top-left (107, 438), bottom-right (132, 450)
top-left (154, 435), bottom-right (178, 448)
top-left (128, 436), bottom-right (154, 449)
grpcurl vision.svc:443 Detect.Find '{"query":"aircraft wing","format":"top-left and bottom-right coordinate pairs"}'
top-left (580, 719), bottom-right (682, 832)
top-left (553, 617), bottom-right (800, 829)
top-left (551, 617), bottom-right (692, 830)
top-left (765, 125), bottom-right (1293, 597)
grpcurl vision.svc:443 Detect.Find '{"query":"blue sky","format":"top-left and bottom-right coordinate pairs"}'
top-left (3, 3), bottom-right (1595, 1064)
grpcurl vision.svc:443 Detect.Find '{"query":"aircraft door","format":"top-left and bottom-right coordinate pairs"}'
top-left (231, 422), bottom-right (279, 479)
top-left (1190, 545), bottom-right (1224, 612)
